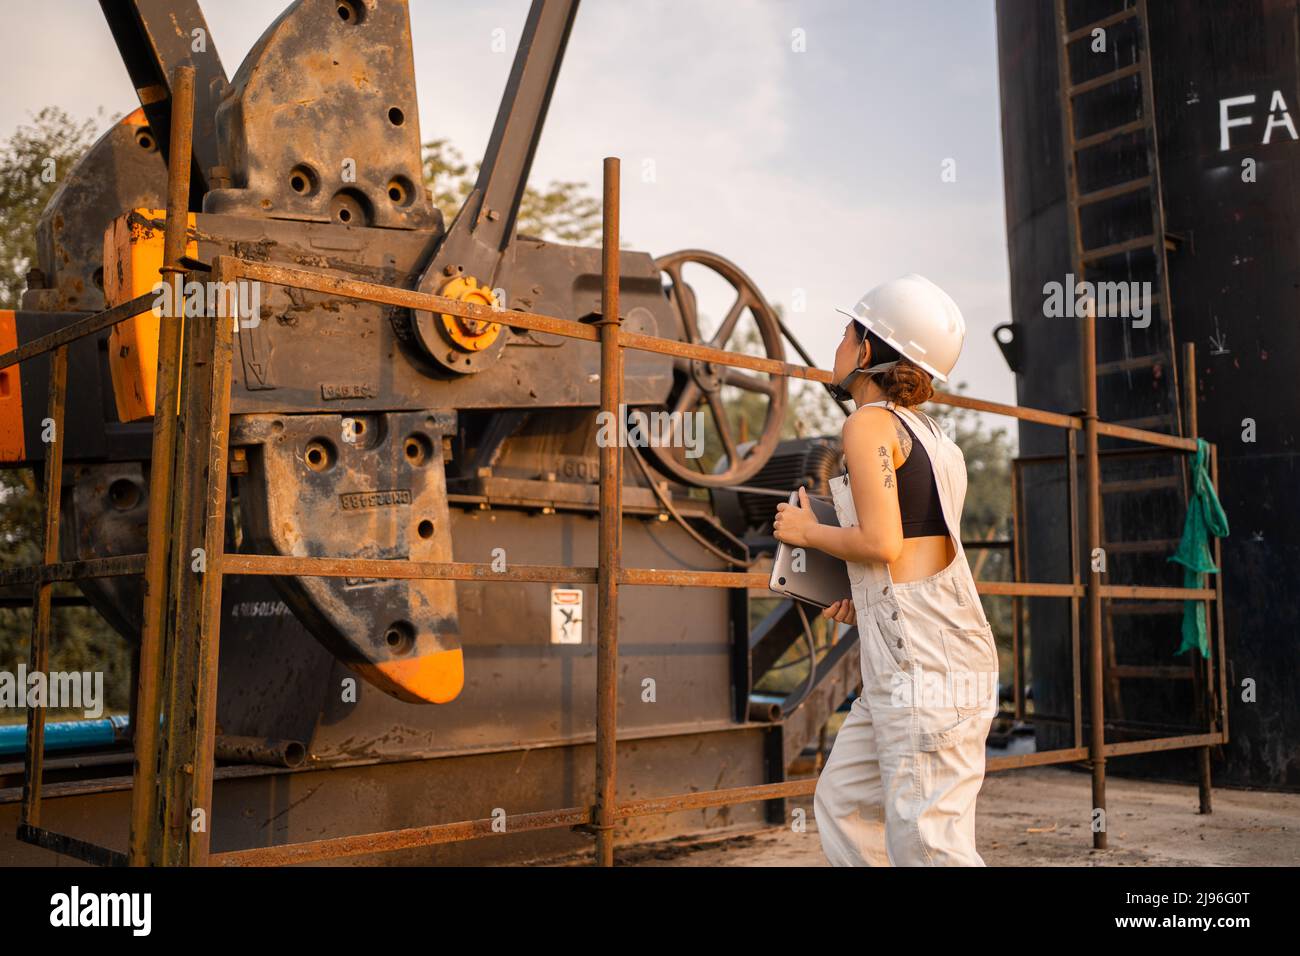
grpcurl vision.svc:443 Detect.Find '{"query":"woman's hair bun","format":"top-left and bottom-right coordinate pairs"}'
top-left (860, 327), bottom-right (934, 406)
top-left (879, 359), bottom-right (934, 406)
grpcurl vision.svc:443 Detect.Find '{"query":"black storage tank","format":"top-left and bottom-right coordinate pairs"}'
top-left (996, 0), bottom-right (1300, 788)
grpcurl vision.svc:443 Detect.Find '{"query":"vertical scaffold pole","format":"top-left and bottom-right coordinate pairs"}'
top-left (1082, 301), bottom-right (1107, 850)
top-left (19, 343), bottom-right (68, 830)
top-left (130, 63), bottom-right (195, 867)
top-left (594, 156), bottom-right (623, 866)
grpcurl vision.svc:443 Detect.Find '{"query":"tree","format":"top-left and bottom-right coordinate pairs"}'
top-left (0, 108), bottom-right (131, 721)
top-left (422, 138), bottom-right (603, 245)
top-left (0, 107), bottom-right (99, 306)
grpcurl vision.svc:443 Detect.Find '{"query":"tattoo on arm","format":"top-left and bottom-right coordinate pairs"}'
top-left (893, 420), bottom-right (912, 461)
top-left (877, 445), bottom-right (894, 489)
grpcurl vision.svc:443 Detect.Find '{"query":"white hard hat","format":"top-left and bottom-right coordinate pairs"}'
top-left (835, 273), bottom-right (966, 383)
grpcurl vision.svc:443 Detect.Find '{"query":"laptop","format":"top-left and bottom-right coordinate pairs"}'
top-left (768, 489), bottom-right (852, 609)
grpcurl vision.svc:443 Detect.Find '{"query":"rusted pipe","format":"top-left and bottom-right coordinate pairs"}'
top-left (151, 241), bottom-right (236, 867)
top-left (20, 344), bottom-right (68, 829)
top-left (1067, 428), bottom-right (1083, 750)
top-left (593, 156), bottom-right (622, 867)
top-left (17, 824), bottom-right (127, 868)
top-left (224, 553), bottom-right (601, 583)
top-left (214, 806), bottom-right (595, 867)
top-left (215, 736), bottom-right (307, 769)
top-left (1182, 342), bottom-right (1214, 816)
top-left (203, 723), bottom-right (1228, 868)
top-left (1082, 302), bottom-right (1107, 850)
top-left (0, 554), bottom-right (145, 589)
top-left (1210, 444), bottom-right (1228, 744)
top-left (216, 256), bottom-right (1206, 449)
top-left (0, 294), bottom-right (156, 371)
top-left (1010, 458), bottom-right (1024, 721)
top-left (217, 554), bottom-right (1216, 600)
top-left (747, 699), bottom-right (783, 722)
top-left (130, 63), bottom-right (195, 868)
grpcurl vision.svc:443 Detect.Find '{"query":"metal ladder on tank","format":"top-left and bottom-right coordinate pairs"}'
top-left (1052, 0), bottom-right (1196, 726)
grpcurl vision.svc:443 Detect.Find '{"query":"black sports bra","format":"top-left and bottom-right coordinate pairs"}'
top-left (843, 409), bottom-right (948, 539)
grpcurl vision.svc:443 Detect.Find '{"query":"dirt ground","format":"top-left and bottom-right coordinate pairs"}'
top-left (535, 765), bottom-right (1300, 866)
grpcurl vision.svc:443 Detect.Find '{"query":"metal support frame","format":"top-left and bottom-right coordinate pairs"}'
top-left (133, 63), bottom-right (195, 868)
top-left (19, 343), bottom-right (67, 832)
top-left (1083, 305), bottom-right (1108, 850)
top-left (592, 157), bottom-right (622, 865)
top-left (3, 117), bottom-right (1230, 865)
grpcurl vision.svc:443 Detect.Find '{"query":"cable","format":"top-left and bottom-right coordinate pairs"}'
top-left (773, 314), bottom-right (852, 418)
top-left (781, 602), bottom-right (821, 714)
top-left (628, 444), bottom-right (757, 567)
top-left (710, 481), bottom-right (832, 502)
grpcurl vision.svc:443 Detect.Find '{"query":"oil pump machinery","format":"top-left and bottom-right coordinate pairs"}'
top-left (0, 0), bottom-right (861, 864)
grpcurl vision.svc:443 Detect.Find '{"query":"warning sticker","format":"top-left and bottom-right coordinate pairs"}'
top-left (550, 588), bottom-right (584, 645)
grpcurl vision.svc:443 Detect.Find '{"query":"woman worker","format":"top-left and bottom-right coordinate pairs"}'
top-left (772, 273), bottom-right (999, 866)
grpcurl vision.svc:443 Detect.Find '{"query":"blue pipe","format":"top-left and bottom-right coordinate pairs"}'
top-left (0, 715), bottom-right (130, 756)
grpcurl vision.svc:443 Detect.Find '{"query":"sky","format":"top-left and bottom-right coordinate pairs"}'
top-left (0, 0), bottom-right (1015, 418)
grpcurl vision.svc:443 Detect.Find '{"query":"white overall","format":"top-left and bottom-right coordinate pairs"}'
top-left (814, 401), bottom-right (999, 866)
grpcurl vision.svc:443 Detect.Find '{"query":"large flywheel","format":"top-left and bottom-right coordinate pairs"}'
top-left (649, 250), bottom-right (788, 487)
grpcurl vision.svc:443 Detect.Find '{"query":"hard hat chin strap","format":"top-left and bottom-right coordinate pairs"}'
top-left (827, 361), bottom-right (899, 402)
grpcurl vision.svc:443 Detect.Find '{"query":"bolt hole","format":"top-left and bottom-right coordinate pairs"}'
top-left (304, 437), bottom-right (337, 472)
top-left (336, 0), bottom-right (363, 23)
top-left (404, 434), bottom-right (432, 466)
top-left (134, 128), bottom-right (156, 152)
top-left (289, 164), bottom-right (319, 196)
top-left (388, 107), bottom-right (405, 126)
top-left (383, 621), bottom-right (415, 655)
top-left (108, 479), bottom-right (141, 511)
top-left (328, 188), bottom-right (372, 227)
top-left (417, 519), bottom-right (434, 539)
top-left (386, 175), bottom-right (414, 207)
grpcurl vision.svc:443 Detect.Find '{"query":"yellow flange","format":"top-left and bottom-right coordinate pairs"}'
top-left (438, 275), bottom-right (502, 351)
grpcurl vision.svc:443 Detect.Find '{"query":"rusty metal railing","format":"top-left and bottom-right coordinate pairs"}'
top-left (4, 65), bottom-right (1227, 867)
